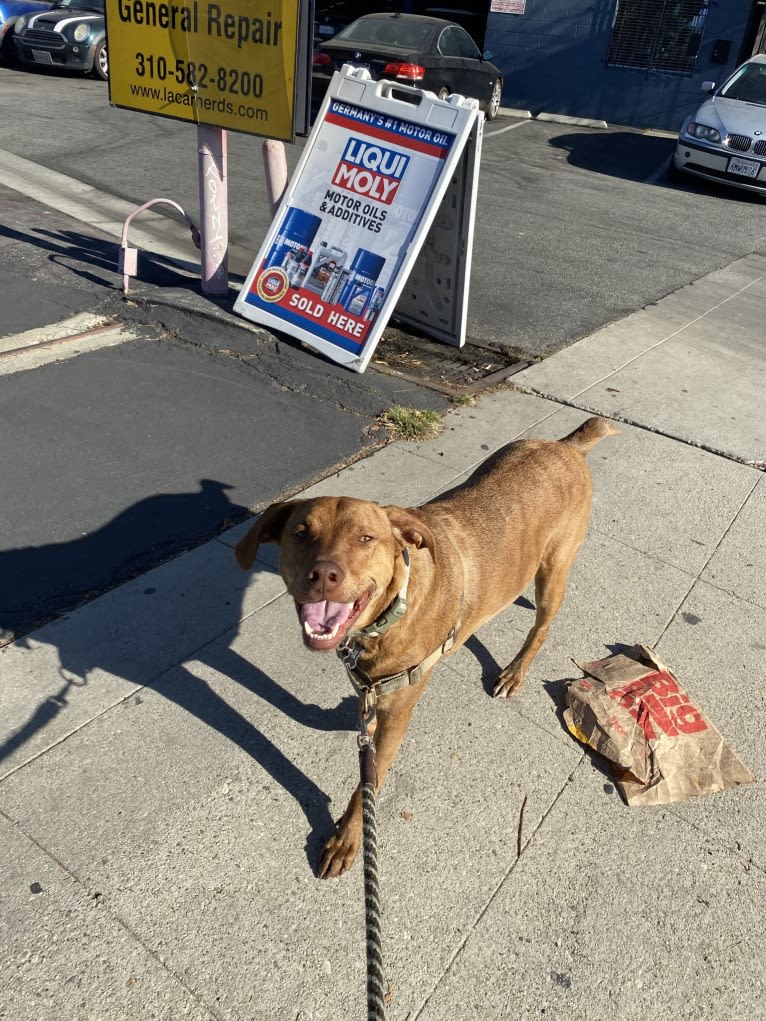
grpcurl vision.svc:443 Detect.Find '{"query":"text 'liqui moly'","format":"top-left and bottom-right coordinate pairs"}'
top-left (331, 138), bottom-right (410, 204)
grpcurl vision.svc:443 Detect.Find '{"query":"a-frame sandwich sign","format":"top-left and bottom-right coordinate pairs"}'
top-left (234, 65), bottom-right (483, 373)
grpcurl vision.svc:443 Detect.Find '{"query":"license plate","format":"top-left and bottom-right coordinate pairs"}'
top-left (32, 49), bottom-right (54, 64)
top-left (318, 24), bottom-right (334, 35)
top-left (727, 156), bottom-right (760, 179)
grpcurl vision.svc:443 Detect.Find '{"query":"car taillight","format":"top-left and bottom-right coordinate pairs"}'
top-left (383, 61), bottom-right (425, 82)
top-left (313, 51), bottom-right (333, 69)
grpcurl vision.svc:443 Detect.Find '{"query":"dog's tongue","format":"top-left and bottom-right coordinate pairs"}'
top-left (300, 600), bottom-right (354, 636)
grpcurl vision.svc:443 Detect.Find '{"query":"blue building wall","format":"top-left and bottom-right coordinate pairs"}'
top-left (485, 0), bottom-right (754, 130)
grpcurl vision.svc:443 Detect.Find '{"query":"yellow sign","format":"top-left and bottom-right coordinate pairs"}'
top-left (106, 0), bottom-right (300, 140)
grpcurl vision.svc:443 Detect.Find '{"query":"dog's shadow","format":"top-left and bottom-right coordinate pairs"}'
top-left (466, 618), bottom-right (621, 795)
top-left (162, 642), bottom-right (357, 867)
top-left (541, 643), bottom-right (633, 793)
top-left (465, 595), bottom-right (535, 696)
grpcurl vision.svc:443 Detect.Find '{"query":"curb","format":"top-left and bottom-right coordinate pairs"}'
top-left (499, 106), bottom-right (676, 134)
top-left (498, 106), bottom-right (608, 129)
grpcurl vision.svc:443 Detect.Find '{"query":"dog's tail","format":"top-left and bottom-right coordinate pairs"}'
top-left (561, 416), bottom-right (620, 455)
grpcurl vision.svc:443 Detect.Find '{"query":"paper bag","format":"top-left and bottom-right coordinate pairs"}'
top-left (563, 645), bottom-right (755, 806)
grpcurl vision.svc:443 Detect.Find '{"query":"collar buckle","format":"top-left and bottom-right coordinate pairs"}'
top-left (338, 638), bottom-right (362, 672)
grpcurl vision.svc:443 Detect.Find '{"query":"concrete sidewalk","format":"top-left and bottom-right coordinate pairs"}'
top-left (1, 250), bottom-right (765, 1020)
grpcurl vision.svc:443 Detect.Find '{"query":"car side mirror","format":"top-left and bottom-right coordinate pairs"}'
top-left (701, 81), bottom-right (716, 93)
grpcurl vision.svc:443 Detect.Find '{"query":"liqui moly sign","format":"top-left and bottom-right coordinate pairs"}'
top-left (331, 138), bottom-right (410, 204)
top-left (235, 67), bottom-right (481, 372)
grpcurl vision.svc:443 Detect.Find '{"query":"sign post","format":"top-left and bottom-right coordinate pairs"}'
top-left (234, 66), bottom-right (483, 372)
top-left (197, 124), bottom-right (228, 293)
top-left (105, 0), bottom-right (311, 293)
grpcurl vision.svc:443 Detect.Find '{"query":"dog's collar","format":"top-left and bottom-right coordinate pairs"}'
top-left (344, 547), bottom-right (411, 641)
top-left (339, 624), bottom-right (458, 702)
top-left (337, 548), bottom-right (459, 701)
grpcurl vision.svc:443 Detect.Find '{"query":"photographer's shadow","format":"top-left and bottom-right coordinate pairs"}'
top-left (1, 479), bottom-right (352, 870)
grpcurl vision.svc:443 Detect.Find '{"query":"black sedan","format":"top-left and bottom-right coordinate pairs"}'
top-left (313, 13), bottom-right (503, 119)
top-left (13, 0), bottom-right (106, 79)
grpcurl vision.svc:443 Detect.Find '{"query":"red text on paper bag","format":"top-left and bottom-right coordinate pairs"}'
top-left (608, 670), bottom-right (708, 740)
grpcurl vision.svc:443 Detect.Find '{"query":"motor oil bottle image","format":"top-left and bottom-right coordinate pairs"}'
top-left (339, 249), bottom-right (386, 318)
top-left (263, 208), bottom-right (322, 270)
top-left (304, 242), bottom-right (347, 296)
top-left (364, 286), bottom-right (385, 321)
top-left (281, 246), bottom-right (305, 280)
top-left (288, 248), bottom-right (313, 288)
top-left (323, 267), bottom-right (350, 305)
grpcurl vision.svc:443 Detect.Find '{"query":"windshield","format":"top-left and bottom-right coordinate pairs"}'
top-left (719, 62), bottom-right (766, 106)
top-left (335, 17), bottom-right (433, 50)
top-left (53, 0), bottom-right (104, 11)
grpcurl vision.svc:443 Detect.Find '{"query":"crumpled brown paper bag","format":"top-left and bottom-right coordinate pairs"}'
top-left (563, 645), bottom-right (755, 806)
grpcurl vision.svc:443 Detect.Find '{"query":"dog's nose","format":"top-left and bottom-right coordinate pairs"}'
top-left (306, 560), bottom-right (345, 595)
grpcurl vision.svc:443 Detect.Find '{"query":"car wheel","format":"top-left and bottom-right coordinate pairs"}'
top-left (92, 41), bottom-right (108, 80)
top-left (0, 26), bottom-right (18, 63)
top-left (486, 78), bottom-right (502, 120)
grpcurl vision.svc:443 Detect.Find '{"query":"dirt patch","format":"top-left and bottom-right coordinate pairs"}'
top-left (372, 327), bottom-right (529, 395)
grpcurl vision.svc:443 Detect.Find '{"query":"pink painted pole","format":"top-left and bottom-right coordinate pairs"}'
top-left (197, 124), bottom-right (229, 295)
top-left (262, 138), bottom-right (288, 216)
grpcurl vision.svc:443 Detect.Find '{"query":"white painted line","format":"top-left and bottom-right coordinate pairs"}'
top-left (0, 323), bottom-right (142, 377)
top-left (0, 147), bottom-right (200, 270)
top-left (0, 312), bottom-right (110, 353)
top-left (0, 146), bottom-right (260, 277)
top-left (485, 119), bottom-right (535, 138)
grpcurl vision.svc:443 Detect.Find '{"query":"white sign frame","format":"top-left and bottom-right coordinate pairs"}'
top-left (234, 66), bottom-right (482, 372)
top-left (394, 113), bottom-right (483, 347)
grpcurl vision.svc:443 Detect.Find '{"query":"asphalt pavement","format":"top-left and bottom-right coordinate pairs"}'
top-left (0, 181), bottom-right (451, 640)
top-left (1, 143), bottom-right (765, 1021)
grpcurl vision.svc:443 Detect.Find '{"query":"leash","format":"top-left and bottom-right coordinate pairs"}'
top-left (336, 549), bottom-right (461, 1021)
top-left (358, 693), bottom-right (386, 1021)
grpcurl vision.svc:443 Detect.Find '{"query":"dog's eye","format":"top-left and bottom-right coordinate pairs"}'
top-left (293, 526), bottom-right (308, 543)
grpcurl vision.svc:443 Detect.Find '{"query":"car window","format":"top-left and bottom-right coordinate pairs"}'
top-left (438, 27), bottom-right (461, 57)
top-left (336, 17), bottom-right (432, 49)
top-left (453, 26), bottom-right (480, 59)
top-left (719, 62), bottom-right (766, 105)
top-left (53, 0), bottom-right (104, 10)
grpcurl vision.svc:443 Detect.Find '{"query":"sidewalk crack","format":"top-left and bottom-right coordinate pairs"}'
top-left (408, 753), bottom-right (586, 1020)
top-left (0, 809), bottom-right (225, 1019)
top-left (509, 389), bottom-right (766, 471)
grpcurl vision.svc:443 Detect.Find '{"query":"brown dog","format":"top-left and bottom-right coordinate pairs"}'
top-left (234, 416), bottom-right (618, 877)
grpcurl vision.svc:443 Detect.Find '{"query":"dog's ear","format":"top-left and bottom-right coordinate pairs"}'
top-left (234, 500), bottom-right (306, 570)
top-left (384, 505), bottom-right (437, 563)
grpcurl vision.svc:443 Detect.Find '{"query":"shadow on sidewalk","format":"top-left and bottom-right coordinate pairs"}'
top-left (464, 596), bottom-right (535, 697)
top-left (1, 480), bottom-right (344, 869)
top-left (0, 222), bottom-right (200, 290)
top-left (1, 478), bottom-right (248, 642)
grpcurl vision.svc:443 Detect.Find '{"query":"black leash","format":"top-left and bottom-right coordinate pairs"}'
top-left (336, 549), bottom-right (461, 1020)
top-left (358, 694), bottom-right (386, 1020)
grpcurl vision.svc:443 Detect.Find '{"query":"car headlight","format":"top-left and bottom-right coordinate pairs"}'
top-left (73, 23), bottom-right (91, 42)
top-left (15, 15), bottom-right (26, 32)
top-left (686, 121), bottom-right (722, 143)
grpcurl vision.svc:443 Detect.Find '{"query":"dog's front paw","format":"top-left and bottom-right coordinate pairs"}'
top-left (318, 822), bottom-right (361, 879)
top-left (492, 666), bottom-right (524, 699)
